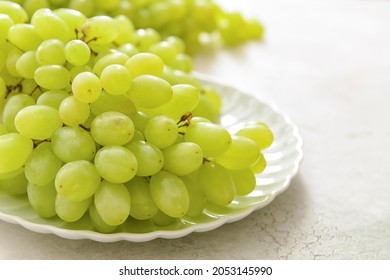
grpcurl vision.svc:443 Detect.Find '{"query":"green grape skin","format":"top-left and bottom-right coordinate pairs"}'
top-left (162, 142), bottom-right (203, 176)
top-left (0, 1), bottom-right (28, 24)
top-left (89, 201), bottom-right (118, 233)
top-left (94, 145), bottom-right (138, 184)
top-left (0, 133), bottom-right (33, 174)
top-left (71, 71), bottom-right (102, 103)
top-left (149, 170), bottom-right (189, 218)
top-left (55, 194), bottom-right (92, 222)
top-left (117, 43), bottom-right (139, 58)
top-left (250, 152), bottom-right (267, 174)
top-left (132, 28), bottom-right (161, 52)
top-left (148, 41), bottom-right (178, 66)
top-left (24, 142), bottom-right (63, 187)
top-left (236, 122), bottom-right (274, 150)
top-left (0, 14), bottom-right (14, 46)
top-left (161, 67), bottom-right (201, 89)
top-left (23, 0), bottom-right (50, 18)
top-left (215, 135), bottom-right (260, 170)
top-left (55, 160), bottom-right (101, 201)
top-left (2, 94), bottom-right (35, 132)
top-left (124, 52), bottom-right (164, 77)
top-left (91, 111), bottom-right (135, 146)
top-left (51, 125), bottom-right (96, 162)
top-left (81, 15), bottom-right (119, 46)
top-left (151, 209), bottom-right (177, 226)
top-left (127, 74), bottom-right (172, 109)
top-left (64, 39), bottom-right (91, 66)
top-left (36, 90), bottom-right (70, 109)
top-left (131, 111), bottom-right (149, 133)
top-left (90, 91), bottom-right (136, 118)
top-left (171, 53), bottom-right (193, 73)
top-left (201, 86), bottom-right (222, 115)
top-left (94, 180), bottom-right (131, 226)
top-left (227, 168), bottom-right (256, 196)
top-left (184, 122), bottom-right (231, 158)
top-left (125, 176), bottom-right (158, 220)
top-left (7, 24), bottom-right (42, 51)
top-left (35, 39), bottom-right (66, 65)
top-left (69, 0), bottom-right (95, 17)
top-left (0, 167), bottom-right (28, 195)
top-left (144, 115), bottom-right (178, 149)
top-left (0, 123), bottom-right (7, 136)
top-left (27, 181), bottom-right (57, 218)
top-left (34, 65), bottom-right (71, 90)
top-left (191, 93), bottom-right (218, 123)
top-left (100, 64), bottom-right (132, 95)
top-left (181, 174), bottom-right (206, 217)
top-left (6, 47), bottom-right (23, 77)
top-left (92, 52), bottom-right (129, 77)
top-left (15, 50), bottom-right (40, 79)
top-left (113, 14), bottom-right (135, 45)
top-left (198, 162), bottom-right (236, 206)
top-left (125, 140), bottom-right (163, 176)
top-left (14, 104), bottom-right (63, 140)
top-left (53, 8), bottom-right (87, 36)
top-left (59, 95), bottom-right (90, 126)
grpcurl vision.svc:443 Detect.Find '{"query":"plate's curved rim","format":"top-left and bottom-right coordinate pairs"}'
top-left (0, 73), bottom-right (303, 242)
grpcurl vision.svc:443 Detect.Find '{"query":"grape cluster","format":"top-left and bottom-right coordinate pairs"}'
top-left (0, 2), bottom-right (273, 232)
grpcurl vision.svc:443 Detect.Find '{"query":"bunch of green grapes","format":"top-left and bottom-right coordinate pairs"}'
top-left (5, 0), bottom-right (264, 54)
top-left (0, 2), bottom-right (273, 232)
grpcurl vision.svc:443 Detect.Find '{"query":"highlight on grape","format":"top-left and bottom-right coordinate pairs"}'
top-left (0, 0), bottom-right (273, 233)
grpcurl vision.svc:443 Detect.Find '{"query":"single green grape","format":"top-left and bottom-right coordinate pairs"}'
top-left (0, 133), bottom-right (33, 174)
top-left (23, 0), bottom-right (50, 18)
top-left (53, 8), bottom-right (87, 35)
top-left (36, 90), bottom-right (70, 109)
top-left (181, 174), bottom-right (206, 217)
top-left (236, 122), bottom-right (274, 150)
top-left (89, 201), bottom-right (118, 233)
top-left (162, 142), bottom-right (203, 176)
top-left (144, 115), bottom-right (178, 149)
top-left (124, 52), bottom-right (164, 77)
top-left (64, 39), bottom-right (91, 66)
top-left (0, 167), bottom-right (28, 195)
top-left (90, 91), bottom-right (136, 118)
top-left (15, 50), bottom-right (40, 79)
top-left (7, 23), bottom-right (42, 51)
top-left (113, 14), bottom-right (135, 45)
top-left (71, 71), bottom-right (102, 103)
top-left (35, 39), bottom-right (66, 65)
top-left (100, 64), bottom-right (132, 95)
top-left (34, 65), bottom-right (71, 90)
top-left (59, 95), bottom-right (90, 126)
top-left (250, 152), bottom-right (267, 174)
top-left (55, 194), bottom-right (92, 222)
top-left (0, 1), bottom-right (28, 24)
top-left (2, 93), bottom-right (35, 132)
top-left (227, 168), bottom-right (256, 196)
top-left (81, 15), bottom-right (119, 46)
top-left (27, 181), bottom-right (57, 218)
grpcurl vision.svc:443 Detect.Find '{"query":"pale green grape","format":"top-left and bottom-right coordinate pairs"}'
top-left (0, 167), bottom-right (28, 195)
top-left (24, 142), bottom-right (63, 186)
top-left (202, 86), bottom-right (222, 115)
top-left (171, 53), bottom-right (193, 72)
top-left (27, 181), bottom-right (57, 218)
top-left (35, 39), bottom-right (66, 65)
top-left (6, 48), bottom-right (23, 77)
top-left (0, 133), bottom-right (33, 173)
top-left (31, 8), bottom-right (72, 42)
top-left (15, 51), bottom-right (39, 79)
top-left (59, 95), bottom-right (90, 126)
top-left (132, 129), bottom-right (145, 142)
top-left (181, 174), bottom-right (205, 217)
top-left (227, 168), bottom-right (256, 196)
top-left (148, 41), bottom-right (178, 66)
top-left (131, 111), bottom-right (149, 133)
top-left (148, 1), bottom-right (170, 28)
top-left (152, 209), bottom-right (177, 226)
top-left (125, 176), bottom-right (158, 220)
top-left (94, 180), bottom-right (131, 226)
top-left (144, 115), bottom-right (178, 149)
top-left (2, 94), bottom-right (35, 132)
top-left (53, 8), bottom-right (87, 35)
top-left (125, 140), bottom-right (163, 176)
top-left (250, 152), bottom-right (266, 174)
top-left (89, 201), bottom-right (118, 233)
top-left (94, 145), bottom-right (138, 183)
top-left (36, 89), bottom-right (70, 109)
top-left (71, 71), bottom-right (101, 103)
top-left (92, 52), bottom-right (128, 77)
top-left (55, 160), bottom-right (101, 201)
top-left (114, 14), bottom-right (135, 45)
top-left (90, 91), bottom-right (136, 118)
top-left (0, 1), bottom-right (28, 23)
top-left (117, 43), bottom-right (139, 57)
top-left (91, 111), bottom-right (134, 146)
top-left (163, 142), bottom-right (203, 176)
top-left (236, 122), bottom-right (274, 150)
top-left (81, 15), bottom-right (119, 45)
top-left (215, 135), bottom-right (260, 170)
top-left (149, 170), bottom-right (189, 218)
top-left (15, 104), bottom-right (63, 140)
top-left (184, 121), bottom-right (231, 158)
top-left (34, 65), bottom-right (71, 90)
top-left (165, 35), bottom-right (186, 53)
top-left (0, 123), bottom-right (7, 136)
top-left (127, 74), bottom-right (172, 109)
top-left (69, 0), bottom-right (94, 17)
top-left (55, 194), bottom-right (92, 222)
top-left (198, 162), bottom-right (236, 206)
top-left (0, 14), bottom-right (14, 45)
top-left (124, 52), bottom-right (164, 77)
top-left (68, 65), bottom-right (92, 80)
top-left (7, 24), bottom-right (42, 51)
top-left (51, 125), bottom-right (96, 162)
top-left (23, 0), bottom-right (49, 18)
top-left (132, 28), bottom-right (161, 52)
top-left (191, 93), bottom-right (218, 123)
top-left (100, 64), bottom-right (132, 95)
top-left (64, 39), bottom-right (91, 66)
top-left (161, 67), bottom-right (201, 88)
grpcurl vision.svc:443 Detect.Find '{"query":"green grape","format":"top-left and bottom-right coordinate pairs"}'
top-left (0, 1), bottom-right (28, 23)
top-left (6, 47), bottom-right (23, 77)
top-left (71, 71), bottom-right (101, 103)
top-left (162, 142), bottom-right (203, 176)
top-left (81, 15), bottom-right (119, 45)
top-left (91, 111), bottom-right (134, 146)
top-left (0, 133), bottom-right (33, 174)
top-left (92, 52), bottom-right (129, 77)
top-left (250, 152), bottom-right (266, 174)
top-left (114, 14), bottom-right (135, 45)
top-left (236, 122), bottom-right (274, 150)
top-left (15, 50), bottom-right (39, 79)
top-left (27, 181), bottom-right (57, 218)
top-left (171, 53), bottom-right (193, 72)
top-left (59, 95), bottom-right (90, 126)
top-left (36, 89), bottom-right (70, 109)
top-left (201, 86), bottom-right (222, 115)
top-left (148, 41), bottom-right (178, 66)
top-left (148, 1), bottom-right (170, 29)
top-left (124, 52), bottom-right (164, 77)
top-left (89, 201), bottom-right (117, 233)
top-left (152, 209), bottom-right (177, 226)
top-left (191, 93), bottom-right (218, 123)
top-left (215, 135), bottom-right (260, 170)
top-left (125, 176), bottom-right (158, 220)
top-left (117, 43), bottom-right (139, 57)
top-left (94, 180), bottom-right (131, 226)
top-left (0, 14), bottom-right (14, 45)
top-left (55, 160), bottom-right (101, 201)
top-left (0, 123), bottom-right (7, 136)
top-left (94, 145), bottom-right (138, 183)
top-left (35, 39), bottom-right (66, 65)
top-left (51, 125), bottom-right (96, 162)
top-left (2, 94), bottom-right (35, 132)
top-left (14, 104), bottom-right (63, 140)
top-left (34, 65), bottom-right (71, 90)
top-left (227, 168), bottom-right (256, 196)
top-left (165, 35), bottom-right (186, 53)
top-left (94, 0), bottom-right (120, 12)
top-left (100, 64), bottom-right (132, 95)
top-left (53, 8), bottom-right (87, 35)
top-left (161, 67), bottom-right (201, 88)
top-left (69, 0), bottom-right (95, 17)
top-left (127, 74), bottom-right (172, 108)
top-left (184, 121), bottom-right (231, 158)
top-left (31, 8), bottom-right (73, 42)
top-left (132, 28), bottom-right (161, 51)
top-left (144, 115), bottom-right (178, 149)
top-left (68, 64), bottom-right (92, 80)
top-left (198, 161), bottom-right (236, 206)
top-left (125, 140), bottom-right (164, 176)
top-left (24, 142), bottom-right (63, 186)
top-left (131, 111), bottom-right (149, 133)
top-left (64, 39), bottom-right (91, 66)
top-left (181, 174), bottom-right (205, 217)
top-left (7, 24), bottom-right (42, 51)
top-left (23, 0), bottom-right (50, 18)
top-left (0, 167), bottom-right (28, 195)
top-left (149, 170), bottom-right (189, 218)
top-left (132, 129), bottom-right (145, 142)
top-left (55, 194), bottom-right (92, 222)
top-left (90, 91), bottom-right (136, 118)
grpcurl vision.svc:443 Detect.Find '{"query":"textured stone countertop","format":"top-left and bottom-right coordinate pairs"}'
top-left (1, 0), bottom-right (390, 259)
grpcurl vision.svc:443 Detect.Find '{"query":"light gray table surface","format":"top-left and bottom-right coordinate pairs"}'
top-left (1, 0), bottom-right (390, 259)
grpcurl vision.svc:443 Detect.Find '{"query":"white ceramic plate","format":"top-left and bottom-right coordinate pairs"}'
top-left (0, 74), bottom-right (303, 242)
